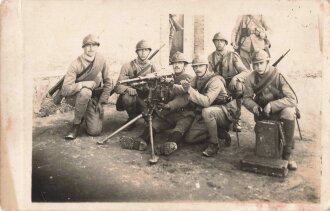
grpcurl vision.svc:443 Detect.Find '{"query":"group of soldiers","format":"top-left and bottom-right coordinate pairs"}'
top-left (58, 15), bottom-right (298, 170)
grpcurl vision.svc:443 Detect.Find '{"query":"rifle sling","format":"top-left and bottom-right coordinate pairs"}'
top-left (253, 67), bottom-right (278, 95)
top-left (131, 61), bottom-right (153, 78)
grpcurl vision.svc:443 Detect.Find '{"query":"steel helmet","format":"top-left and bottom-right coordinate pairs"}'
top-left (82, 34), bottom-right (100, 48)
top-left (252, 49), bottom-right (270, 64)
top-left (170, 51), bottom-right (189, 64)
top-left (191, 54), bottom-right (209, 66)
top-left (212, 32), bottom-right (228, 45)
top-left (136, 40), bottom-right (152, 52)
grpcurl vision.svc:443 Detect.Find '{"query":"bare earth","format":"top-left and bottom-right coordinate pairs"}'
top-left (32, 77), bottom-right (321, 203)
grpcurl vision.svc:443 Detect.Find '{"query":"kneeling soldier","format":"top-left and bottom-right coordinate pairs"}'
top-left (170, 54), bottom-right (238, 157)
top-left (243, 49), bottom-right (297, 170)
top-left (208, 32), bottom-right (251, 132)
top-left (62, 34), bottom-right (113, 139)
top-left (114, 40), bottom-right (160, 130)
top-left (120, 51), bottom-right (195, 155)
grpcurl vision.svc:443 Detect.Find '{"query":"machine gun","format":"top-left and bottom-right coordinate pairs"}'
top-left (97, 71), bottom-right (174, 164)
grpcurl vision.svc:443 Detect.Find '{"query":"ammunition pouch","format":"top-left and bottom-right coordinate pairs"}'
top-left (91, 87), bottom-right (104, 98)
top-left (211, 96), bottom-right (232, 106)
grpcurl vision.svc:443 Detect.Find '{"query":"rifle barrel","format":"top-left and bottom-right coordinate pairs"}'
top-left (272, 49), bottom-right (290, 67)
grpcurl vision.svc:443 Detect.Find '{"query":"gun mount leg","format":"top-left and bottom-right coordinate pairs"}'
top-left (96, 114), bottom-right (143, 145)
top-left (147, 114), bottom-right (159, 164)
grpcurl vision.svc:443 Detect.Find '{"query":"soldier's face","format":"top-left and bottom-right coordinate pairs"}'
top-left (193, 64), bottom-right (208, 77)
top-left (172, 61), bottom-right (185, 74)
top-left (84, 44), bottom-right (98, 57)
top-left (213, 39), bottom-right (226, 51)
top-left (253, 61), bottom-right (268, 75)
top-left (137, 49), bottom-right (151, 61)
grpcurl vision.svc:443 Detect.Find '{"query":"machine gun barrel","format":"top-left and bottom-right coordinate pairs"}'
top-left (118, 72), bottom-right (173, 84)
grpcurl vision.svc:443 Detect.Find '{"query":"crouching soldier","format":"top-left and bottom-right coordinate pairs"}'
top-left (62, 34), bottom-right (113, 139)
top-left (243, 49), bottom-right (297, 170)
top-left (120, 51), bottom-right (195, 155)
top-left (169, 54), bottom-right (238, 157)
top-left (208, 32), bottom-right (251, 132)
top-left (114, 40), bottom-right (160, 130)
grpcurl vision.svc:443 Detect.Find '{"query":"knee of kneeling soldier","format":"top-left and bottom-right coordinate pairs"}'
top-left (86, 127), bottom-right (102, 136)
top-left (280, 107), bottom-right (296, 120)
top-left (77, 88), bottom-right (92, 101)
top-left (122, 93), bottom-right (136, 106)
top-left (201, 107), bottom-right (216, 120)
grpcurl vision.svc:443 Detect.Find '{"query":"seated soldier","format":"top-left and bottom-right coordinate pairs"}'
top-left (120, 51), bottom-right (195, 154)
top-left (243, 49), bottom-right (298, 170)
top-left (114, 40), bottom-right (160, 130)
top-left (61, 34), bottom-right (113, 139)
top-left (168, 54), bottom-right (239, 157)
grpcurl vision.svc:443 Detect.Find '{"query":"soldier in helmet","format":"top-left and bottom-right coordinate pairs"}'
top-left (231, 15), bottom-right (270, 70)
top-left (168, 54), bottom-right (238, 157)
top-left (208, 32), bottom-right (251, 132)
top-left (243, 49), bottom-right (298, 170)
top-left (62, 34), bottom-right (113, 139)
top-left (120, 51), bottom-right (195, 155)
top-left (114, 40), bottom-right (160, 130)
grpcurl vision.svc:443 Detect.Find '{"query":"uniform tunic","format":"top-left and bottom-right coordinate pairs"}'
top-left (62, 53), bottom-right (113, 135)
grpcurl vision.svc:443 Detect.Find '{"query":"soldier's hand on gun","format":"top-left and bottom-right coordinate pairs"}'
top-left (82, 81), bottom-right (96, 90)
top-left (95, 103), bottom-right (104, 119)
top-left (180, 79), bottom-right (191, 92)
top-left (126, 87), bottom-right (137, 96)
top-left (253, 106), bottom-right (262, 116)
top-left (263, 103), bottom-right (271, 117)
top-left (162, 103), bottom-right (171, 111)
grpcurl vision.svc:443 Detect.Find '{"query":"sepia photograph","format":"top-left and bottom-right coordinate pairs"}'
top-left (1, 0), bottom-right (330, 210)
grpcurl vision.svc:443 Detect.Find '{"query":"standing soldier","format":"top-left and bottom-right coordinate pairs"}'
top-left (62, 34), bottom-right (113, 139)
top-left (170, 54), bottom-right (238, 157)
top-left (120, 51), bottom-right (195, 155)
top-left (243, 49), bottom-right (297, 170)
top-left (231, 15), bottom-right (270, 70)
top-left (114, 40), bottom-right (160, 130)
top-left (208, 32), bottom-right (251, 132)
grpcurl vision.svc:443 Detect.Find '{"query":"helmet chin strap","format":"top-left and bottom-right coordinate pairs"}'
top-left (199, 66), bottom-right (208, 78)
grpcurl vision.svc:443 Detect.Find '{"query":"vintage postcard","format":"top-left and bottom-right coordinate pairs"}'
top-left (1, 0), bottom-right (330, 210)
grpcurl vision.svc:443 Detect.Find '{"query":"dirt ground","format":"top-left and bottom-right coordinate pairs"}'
top-left (32, 77), bottom-right (321, 203)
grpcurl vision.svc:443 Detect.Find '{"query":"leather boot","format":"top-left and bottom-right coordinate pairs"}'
top-left (282, 119), bottom-right (297, 170)
top-left (218, 127), bottom-right (231, 147)
top-left (65, 124), bottom-right (80, 140)
top-left (123, 112), bottom-right (137, 131)
top-left (202, 143), bottom-right (219, 157)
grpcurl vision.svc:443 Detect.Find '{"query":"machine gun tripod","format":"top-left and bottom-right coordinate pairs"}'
top-left (96, 72), bottom-right (174, 164)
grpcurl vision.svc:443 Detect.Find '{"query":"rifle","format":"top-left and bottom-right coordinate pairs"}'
top-left (97, 71), bottom-right (174, 164)
top-left (272, 49), bottom-right (290, 67)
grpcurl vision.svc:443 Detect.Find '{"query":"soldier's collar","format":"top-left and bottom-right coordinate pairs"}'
top-left (215, 48), bottom-right (227, 56)
top-left (135, 58), bottom-right (149, 66)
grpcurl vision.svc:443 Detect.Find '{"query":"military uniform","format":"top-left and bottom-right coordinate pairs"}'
top-left (208, 32), bottom-right (251, 132)
top-left (243, 49), bottom-right (297, 170)
top-left (62, 35), bottom-right (113, 137)
top-left (172, 71), bottom-right (237, 141)
top-left (114, 40), bottom-right (160, 122)
top-left (152, 71), bottom-right (194, 137)
top-left (231, 15), bottom-right (270, 69)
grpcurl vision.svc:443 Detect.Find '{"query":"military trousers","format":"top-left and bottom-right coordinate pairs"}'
top-left (184, 106), bottom-right (232, 144)
top-left (239, 49), bottom-right (253, 70)
top-left (121, 93), bottom-right (147, 119)
top-left (66, 88), bottom-right (103, 136)
top-left (152, 111), bottom-right (195, 135)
